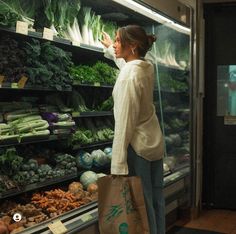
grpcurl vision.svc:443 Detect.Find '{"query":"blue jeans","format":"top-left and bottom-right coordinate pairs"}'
top-left (127, 145), bottom-right (165, 234)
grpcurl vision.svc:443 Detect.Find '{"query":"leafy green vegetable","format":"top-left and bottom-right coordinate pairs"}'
top-left (0, 147), bottom-right (23, 176)
top-left (70, 61), bottom-right (118, 85)
top-left (24, 39), bottom-right (74, 90)
top-left (0, 0), bottom-right (39, 28)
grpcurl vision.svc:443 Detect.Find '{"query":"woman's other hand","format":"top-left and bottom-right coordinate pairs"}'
top-left (101, 31), bottom-right (113, 48)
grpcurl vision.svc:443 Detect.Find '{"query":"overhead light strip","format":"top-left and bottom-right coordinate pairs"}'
top-left (112, 0), bottom-right (191, 35)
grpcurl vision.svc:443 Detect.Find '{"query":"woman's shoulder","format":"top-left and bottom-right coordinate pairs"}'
top-left (124, 60), bottom-right (154, 75)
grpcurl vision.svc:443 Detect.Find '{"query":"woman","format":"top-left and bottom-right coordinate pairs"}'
top-left (101, 25), bottom-right (165, 234)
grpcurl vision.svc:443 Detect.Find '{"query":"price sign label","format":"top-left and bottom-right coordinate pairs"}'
top-left (48, 220), bottom-right (67, 234)
top-left (11, 83), bottom-right (18, 89)
top-left (94, 82), bottom-right (100, 87)
top-left (16, 21), bottom-right (28, 35)
top-left (0, 75), bottom-right (4, 87)
top-left (72, 41), bottom-right (80, 47)
top-left (18, 76), bottom-right (28, 88)
top-left (43, 27), bottom-right (54, 41)
top-left (73, 81), bottom-right (81, 86)
top-left (80, 214), bottom-right (93, 222)
top-left (72, 112), bottom-right (80, 117)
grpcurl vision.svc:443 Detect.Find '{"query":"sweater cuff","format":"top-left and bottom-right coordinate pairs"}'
top-left (104, 45), bottom-right (115, 60)
top-left (111, 163), bottom-right (129, 175)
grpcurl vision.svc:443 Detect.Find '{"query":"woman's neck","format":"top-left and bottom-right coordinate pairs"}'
top-left (125, 54), bottom-right (142, 62)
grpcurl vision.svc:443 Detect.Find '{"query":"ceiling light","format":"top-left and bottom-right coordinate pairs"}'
top-left (112, 0), bottom-right (191, 35)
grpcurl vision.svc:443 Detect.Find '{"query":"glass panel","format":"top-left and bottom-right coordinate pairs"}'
top-left (151, 25), bottom-right (191, 174)
top-left (217, 65), bottom-right (236, 116)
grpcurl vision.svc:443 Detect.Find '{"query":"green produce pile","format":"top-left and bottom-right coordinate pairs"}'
top-left (45, 92), bottom-right (113, 113)
top-left (70, 61), bottom-right (118, 85)
top-left (13, 154), bottom-right (77, 185)
top-left (0, 0), bottom-right (38, 28)
top-left (169, 118), bottom-right (188, 131)
top-left (0, 35), bottom-right (73, 90)
top-left (0, 103), bottom-right (50, 143)
top-left (98, 96), bottom-right (114, 111)
top-left (0, 0), bottom-right (118, 47)
top-left (154, 25), bottom-right (189, 68)
top-left (159, 72), bottom-right (188, 92)
top-left (54, 153), bottom-right (77, 174)
top-left (71, 118), bottom-right (114, 145)
top-left (24, 39), bottom-right (73, 90)
top-left (0, 147), bottom-right (78, 187)
top-left (0, 147), bottom-right (23, 176)
top-left (0, 36), bottom-right (26, 83)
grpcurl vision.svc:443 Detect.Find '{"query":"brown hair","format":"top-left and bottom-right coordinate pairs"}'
top-left (118, 25), bottom-right (156, 57)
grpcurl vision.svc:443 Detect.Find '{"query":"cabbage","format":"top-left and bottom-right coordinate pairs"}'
top-left (80, 171), bottom-right (98, 188)
top-left (76, 151), bottom-right (93, 169)
top-left (91, 149), bottom-right (110, 167)
top-left (103, 147), bottom-right (112, 158)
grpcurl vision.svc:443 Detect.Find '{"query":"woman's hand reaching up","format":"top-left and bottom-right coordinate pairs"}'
top-left (101, 31), bottom-right (113, 48)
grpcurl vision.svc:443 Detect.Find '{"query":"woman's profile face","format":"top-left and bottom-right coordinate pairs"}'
top-left (113, 31), bottom-right (131, 61)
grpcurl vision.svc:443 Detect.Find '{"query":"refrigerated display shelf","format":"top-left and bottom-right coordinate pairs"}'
top-left (72, 82), bottom-right (113, 89)
top-left (0, 82), bottom-right (72, 92)
top-left (8, 167), bottom-right (190, 234)
top-left (158, 61), bottom-right (188, 71)
top-left (72, 111), bottom-right (113, 118)
top-left (163, 108), bottom-right (190, 113)
top-left (0, 27), bottom-right (104, 54)
top-left (72, 140), bottom-right (113, 150)
top-left (0, 134), bottom-right (70, 147)
top-left (0, 172), bottom-right (78, 200)
top-left (164, 166), bottom-right (190, 187)
top-left (18, 201), bottom-right (98, 234)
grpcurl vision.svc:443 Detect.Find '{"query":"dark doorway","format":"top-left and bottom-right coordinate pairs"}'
top-left (203, 3), bottom-right (236, 209)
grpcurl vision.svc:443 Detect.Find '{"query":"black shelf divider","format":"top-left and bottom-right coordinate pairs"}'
top-left (0, 82), bottom-right (72, 92)
top-left (0, 173), bottom-right (78, 200)
top-left (73, 140), bottom-right (113, 151)
top-left (72, 111), bottom-right (113, 118)
top-left (0, 26), bottom-right (104, 54)
top-left (0, 134), bottom-right (71, 148)
top-left (72, 82), bottom-right (113, 89)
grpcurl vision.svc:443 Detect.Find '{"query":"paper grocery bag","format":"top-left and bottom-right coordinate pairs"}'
top-left (98, 176), bottom-right (150, 234)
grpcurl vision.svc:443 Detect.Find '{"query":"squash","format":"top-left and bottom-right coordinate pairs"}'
top-left (87, 183), bottom-right (98, 193)
top-left (68, 182), bottom-right (83, 194)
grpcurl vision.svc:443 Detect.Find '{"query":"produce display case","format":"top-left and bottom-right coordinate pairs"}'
top-left (0, 0), bottom-right (191, 233)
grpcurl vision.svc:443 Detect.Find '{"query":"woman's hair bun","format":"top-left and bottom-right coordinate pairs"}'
top-left (147, 34), bottom-right (157, 43)
top-left (146, 34), bottom-right (157, 49)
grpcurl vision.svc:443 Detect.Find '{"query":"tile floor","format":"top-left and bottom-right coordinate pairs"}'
top-left (176, 209), bottom-right (236, 234)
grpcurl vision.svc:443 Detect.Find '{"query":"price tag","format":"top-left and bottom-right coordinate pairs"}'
top-left (80, 214), bottom-right (93, 222)
top-left (16, 21), bottom-right (28, 35)
top-left (18, 76), bottom-right (28, 88)
top-left (72, 41), bottom-right (81, 47)
top-left (11, 83), bottom-right (18, 89)
top-left (73, 81), bottom-right (80, 85)
top-left (48, 220), bottom-right (67, 234)
top-left (72, 112), bottom-right (80, 117)
top-left (94, 82), bottom-right (100, 87)
top-left (43, 27), bottom-right (54, 41)
top-left (0, 75), bottom-right (4, 87)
